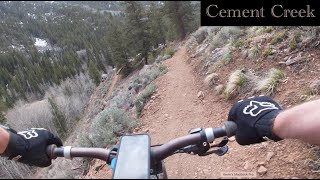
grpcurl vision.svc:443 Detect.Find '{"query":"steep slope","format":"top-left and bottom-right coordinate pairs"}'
top-left (86, 44), bottom-right (320, 179)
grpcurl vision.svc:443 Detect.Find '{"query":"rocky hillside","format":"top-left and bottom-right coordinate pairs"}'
top-left (184, 26), bottom-right (320, 177)
top-left (187, 26), bottom-right (320, 105)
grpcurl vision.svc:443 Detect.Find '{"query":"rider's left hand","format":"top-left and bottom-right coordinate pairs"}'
top-left (3, 128), bottom-right (63, 167)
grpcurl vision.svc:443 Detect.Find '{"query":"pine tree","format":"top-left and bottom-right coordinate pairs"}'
top-left (88, 59), bottom-right (101, 85)
top-left (123, 1), bottom-right (152, 65)
top-left (163, 1), bottom-right (197, 40)
top-left (106, 16), bottom-right (132, 76)
top-left (48, 97), bottom-right (67, 139)
top-left (147, 2), bottom-right (166, 48)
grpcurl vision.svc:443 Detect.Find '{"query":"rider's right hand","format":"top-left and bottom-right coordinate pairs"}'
top-left (227, 96), bottom-right (283, 145)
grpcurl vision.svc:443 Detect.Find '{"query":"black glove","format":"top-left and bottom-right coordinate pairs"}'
top-left (227, 96), bottom-right (283, 145)
top-left (2, 128), bottom-right (63, 167)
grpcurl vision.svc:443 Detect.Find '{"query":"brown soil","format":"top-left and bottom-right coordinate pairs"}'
top-left (84, 46), bottom-right (320, 179)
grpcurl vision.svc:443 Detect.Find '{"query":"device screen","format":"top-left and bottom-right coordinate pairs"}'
top-left (112, 134), bottom-right (150, 179)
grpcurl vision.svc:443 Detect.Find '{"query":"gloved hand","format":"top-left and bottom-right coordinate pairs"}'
top-left (227, 96), bottom-right (283, 145)
top-left (2, 128), bottom-right (63, 167)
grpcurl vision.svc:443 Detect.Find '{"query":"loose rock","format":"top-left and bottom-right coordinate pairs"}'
top-left (257, 166), bottom-right (268, 175)
top-left (266, 152), bottom-right (275, 162)
top-left (197, 91), bottom-right (204, 99)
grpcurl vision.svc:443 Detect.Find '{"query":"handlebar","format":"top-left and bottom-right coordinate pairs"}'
top-left (47, 145), bottom-right (113, 162)
top-left (47, 121), bottom-right (237, 164)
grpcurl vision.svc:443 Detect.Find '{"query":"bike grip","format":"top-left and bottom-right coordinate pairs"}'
top-left (47, 144), bottom-right (57, 159)
top-left (223, 121), bottom-right (237, 137)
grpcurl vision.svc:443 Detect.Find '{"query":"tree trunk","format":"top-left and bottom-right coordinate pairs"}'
top-left (144, 53), bottom-right (148, 65)
top-left (174, 1), bottom-right (186, 40)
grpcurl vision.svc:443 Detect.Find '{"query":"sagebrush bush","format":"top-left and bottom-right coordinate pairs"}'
top-left (89, 107), bottom-right (138, 148)
top-left (134, 83), bottom-right (157, 117)
top-left (0, 157), bottom-right (34, 179)
top-left (247, 26), bottom-right (264, 37)
top-left (209, 26), bottom-right (243, 51)
top-left (192, 26), bottom-right (208, 44)
top-left (131, 64), bottom-right (167, 89)
top-left (164, 47), bottom-right (176, 57)
top-left (223, 69), bottom-right (248, 99)
top-left (270, 30), bottom-right (288, 45)
top-left (222, 48), bottom-right (233, 65)
top-left (256, 68), bottom-right (285, 95)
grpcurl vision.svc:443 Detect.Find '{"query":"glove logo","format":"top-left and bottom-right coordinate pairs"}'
top-left (243, 101), bottom-right (279, 117)
top-left (18, 130), bottom-right (39, 139)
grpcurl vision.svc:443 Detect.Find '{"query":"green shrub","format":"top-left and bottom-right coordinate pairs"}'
top-left (248, 46), bottom-right (262, 59)
top-left (289, 39), bottom-right (297, 51)
top-left (294, 32), bottom-right (302, 43)
top-left (158, 64), bottom-right (168, 74)
top-left (210, 26), bottom-right (243, 50)
top-left (289, 32), bottom-right (302, 51)
top-left (134, 84), bottom-right (157, 117)
top-left (89, 107), bottom-right (138, 147)
top-left (164, 47), bottom-right (176, 57)
top-left (263, 26), bottom-right (274, 33)
top-left (270, 30), bottom-right (288, 45)
top-left (262, 47), bottom-right (273, 57)
top-left (233, 38), bottom-right (244, 48)
top-left (222, 49), bottom-right (233, 65)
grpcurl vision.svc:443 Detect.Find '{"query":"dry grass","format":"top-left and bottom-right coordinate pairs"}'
top-left (248, 45), bottom-right (262, 60)
top-left (214, 84), bottom-right (225, 95)
top-left (262, 47), bottom-right (274, 57)
top-left (256, 68), bottom-right (285, 96)
top-left (204, 73), bottom-right (218, 87)
top-left (223, 69), bottom-right (248, 99)
top-left (270, 30), bottom-right (288, 45)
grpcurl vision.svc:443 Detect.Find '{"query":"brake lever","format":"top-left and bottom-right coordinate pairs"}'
top-left (198, 145), bottom-right (228, 156)
top-left (211, 137), bottom-right (229, 148)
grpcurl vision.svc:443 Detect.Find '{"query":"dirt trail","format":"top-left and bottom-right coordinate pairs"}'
top-left (141, 46), bottom-right (239, 178)
top-left (139, 46), bottom-right (318, 179)
top-left (105, 72), bottom-right (121, 99)
top-left (86, 45), bottom-right (319, 179)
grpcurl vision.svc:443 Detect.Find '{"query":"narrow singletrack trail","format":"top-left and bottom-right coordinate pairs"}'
top-left (139, 46), bottom-right (317, 179)
top-left (141, 46), bottom-right (237, 178)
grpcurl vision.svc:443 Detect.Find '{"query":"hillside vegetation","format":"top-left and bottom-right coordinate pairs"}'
top-left (186, 26), bottom-right (320, 177)
top-left (0, 1), bottom-right (199, 179)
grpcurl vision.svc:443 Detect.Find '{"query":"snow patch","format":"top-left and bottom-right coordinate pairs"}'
top-left (34, 38), bottom-right (48, 47)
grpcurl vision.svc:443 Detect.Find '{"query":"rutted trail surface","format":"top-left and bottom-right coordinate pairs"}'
top-left (86, 45), bottom-right (319, 179)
